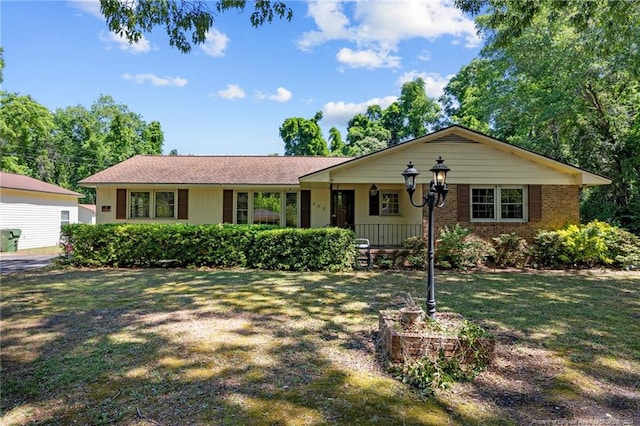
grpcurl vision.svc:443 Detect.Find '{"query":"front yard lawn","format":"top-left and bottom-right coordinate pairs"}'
top-left (1, 268), bottom-right (638, 425)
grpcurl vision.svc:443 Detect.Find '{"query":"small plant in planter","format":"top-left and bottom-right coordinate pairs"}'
top-left (399, 293), bottom-right (424, 327)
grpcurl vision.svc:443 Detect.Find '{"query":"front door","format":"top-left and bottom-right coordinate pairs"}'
top-left (331, 190), bottom-right (355, 230)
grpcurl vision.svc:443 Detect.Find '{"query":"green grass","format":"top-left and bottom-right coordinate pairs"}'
top-left (1, 268), bottom-right (638, 425)
top-left (7, 245), bottom-right (62, 255)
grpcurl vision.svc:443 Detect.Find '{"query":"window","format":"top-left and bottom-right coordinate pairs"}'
top-left (253, 192), bottom-right (281, 225)
top-left (237, 192), bottom-right (249, 224)
top-left (155, 191), bottom-right (175, 218)
top-left (285, 192), bottom-right (298, 227)
top-left (500, 188), bottom-right (524, 219)
top-left (128, 190), bottom-right (178, 219)
top-left (232, 191), bottom-right (297, 226)
top-left (130, 191), bottom-right (150, 218)
top-left (471, 186), bottom-right (526, 221)
top-left (61, 210), bottom-right (70, 227)
top-left (381, 192), bottom-right (400, 216)
top-left (472, 188), bottom-right (495, 219)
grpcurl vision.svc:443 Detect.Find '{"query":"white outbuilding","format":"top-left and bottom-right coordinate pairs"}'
top-left (0, 172), bottom-right (84, 250)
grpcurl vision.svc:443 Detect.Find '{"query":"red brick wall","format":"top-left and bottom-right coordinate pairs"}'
top-left (423, 184), bottom-right (580, 241)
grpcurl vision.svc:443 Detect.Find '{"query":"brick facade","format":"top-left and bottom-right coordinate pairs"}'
top-left (423, 184), bottom-right (580, 241)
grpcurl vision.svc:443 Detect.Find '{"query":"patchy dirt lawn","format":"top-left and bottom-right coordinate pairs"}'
top-left (1, 268), bottom-right (638, 425)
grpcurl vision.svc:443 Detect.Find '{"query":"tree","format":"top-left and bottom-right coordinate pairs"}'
top-left (0, 47), bottom-right (4, 84)
top-left (454, 0), bottom-right (640, 68)
top-left (0, 93), bottom-right (55, 180)
top-left (143, 121), bottom-right (164, 154)
top-left (328, 127), bottom-right (345, 156)
top-left (280, 112), bottom-right (329, 156)
top-left (380, 102), bottom-right (404, 146)
top-left (0, 90), bottom-right (165, 202)
top-left (52, 96), bottom-right (164, 201)
top-left (343, 107), bottom-right (390, 156)
top-left (397, 78), bottom-right (441, 141)
top-left (100, 0), bottom-right (293, 53)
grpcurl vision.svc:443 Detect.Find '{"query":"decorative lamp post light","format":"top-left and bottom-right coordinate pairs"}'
top-left (402, 156), bottom-right (450, 319)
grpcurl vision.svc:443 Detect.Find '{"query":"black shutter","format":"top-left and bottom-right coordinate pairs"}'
top-left (369, 192), bottom-right (379, 216)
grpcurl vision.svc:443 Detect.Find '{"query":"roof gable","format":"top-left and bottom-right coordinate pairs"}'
top-left (300, 125), bottom-right (611, 186)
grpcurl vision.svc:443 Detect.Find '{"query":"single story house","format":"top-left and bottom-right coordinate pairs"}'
top-left (0, 172), bottom-right (84, 250)
top-left (79, 126), bottom-right (611, 246)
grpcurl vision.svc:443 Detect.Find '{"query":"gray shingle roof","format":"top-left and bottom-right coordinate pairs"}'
top-left (79, 155), bottom-right (353, 186)
top-left (0, 172), bottom-right (83, 197)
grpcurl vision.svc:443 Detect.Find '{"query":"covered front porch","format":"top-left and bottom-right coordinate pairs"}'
top-left (353, 223), bottom-right (423, 248)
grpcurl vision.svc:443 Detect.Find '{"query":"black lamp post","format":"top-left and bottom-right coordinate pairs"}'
top-left (402, 156), bottom-right (450, 319)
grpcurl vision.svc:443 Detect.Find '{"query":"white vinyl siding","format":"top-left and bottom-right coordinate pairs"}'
top-left (0, 192), bottom-right (79, 250)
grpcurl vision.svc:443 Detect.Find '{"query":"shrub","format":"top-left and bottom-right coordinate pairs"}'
top-left (530, 230), bottom-right (565, 269)
top-left (606, 227), bottom-right (640, 270)
top-left (248, 227), bottom-right (355, 271)
top-left (394, 236), bottom-right (428, 269)
top-left (492, 233), bottom-right (529, 268)
top-left (435, 224), bottom-right (493, 270)
top-left (531, 221), bottom-right (640, 269)
top-left (374, 252), bottom-right (395, 269)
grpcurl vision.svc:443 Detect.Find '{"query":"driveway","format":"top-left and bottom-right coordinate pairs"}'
top-left (0, 253), bottom-right (58, 274)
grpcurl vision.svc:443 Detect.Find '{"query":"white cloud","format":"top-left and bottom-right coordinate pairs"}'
top-left (417, 50), bottom-right (432, 62)
top-left (200, 29), bottom-right (230, 57)
top-left (122, 73), bottom-right (188, 87)
top-left (397, 71), bottom-right (454, 98)
top-left (297, 2), bottom-right (354, 52)
top-left (100, 31), bottom-right (151, 54)
top-left (336, 47), bottom-right (401, 69)
top-left (322, 96), bottom-right (397, 127)
top-left (217, 84), bottom-right (246, 100)
top-left (269, 87), bottom-right (293, 102)
top-left (67, 0), bottom-right (102, 18)
top-left (297, 0), bottom-right (482, 69)
top-left (255, 87), bottom-right (293, 102)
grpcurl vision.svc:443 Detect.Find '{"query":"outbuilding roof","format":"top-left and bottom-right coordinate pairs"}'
top-left (0, 172), bottom-right (83, 197)
top-left (79, 155), bottom-right (353, 186)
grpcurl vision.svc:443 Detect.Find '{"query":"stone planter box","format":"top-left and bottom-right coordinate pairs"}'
top-left (379, 310), bottom-right (495, 365)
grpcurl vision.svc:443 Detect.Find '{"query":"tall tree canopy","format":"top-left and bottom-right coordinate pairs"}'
top-left (280, 112), bottom-right (329, 156)
top-left (0, 93), bottom-right (164, 202)
top-left (445, 1), bottom-right (640, 232)
top-left (0, 93), bottom-right (55, 179)
top-left (100, 0), bottom-right (293, 53)
top-left (280, 77), bottom-right (441, 158)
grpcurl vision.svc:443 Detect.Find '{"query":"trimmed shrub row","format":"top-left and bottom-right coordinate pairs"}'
top-left (61, 224), bottom-right (355, 272)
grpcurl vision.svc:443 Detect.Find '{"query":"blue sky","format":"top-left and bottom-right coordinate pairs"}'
top-left (1, 1), bottom-right (482, 155)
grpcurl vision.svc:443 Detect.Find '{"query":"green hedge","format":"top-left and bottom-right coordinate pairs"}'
top-left (248, 228), bottom-right (355, 272)
top-left (61, 224), bottom-right (355, 271)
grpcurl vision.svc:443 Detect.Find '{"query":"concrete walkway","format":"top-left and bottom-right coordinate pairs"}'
top-left (0, 253), bottom-right (58, 274)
